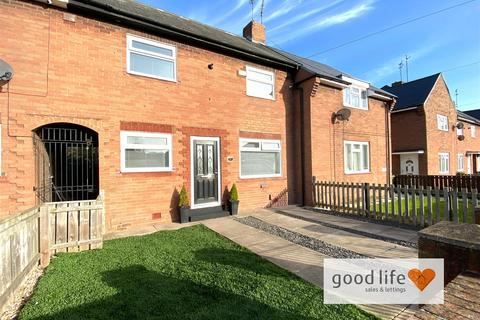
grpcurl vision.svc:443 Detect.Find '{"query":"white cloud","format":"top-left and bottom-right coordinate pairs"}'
top-left (209, 0), bottom-right (250, 26)
top-left (365, 44), bottom-right (442, 84)
top-left (263, 0), bottom-right (302, 23)
top-left (272, 0), bottom-right (375, 45)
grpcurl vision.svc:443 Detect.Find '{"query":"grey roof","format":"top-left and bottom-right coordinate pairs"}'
top-left (458, 110), bottom-right (480, 124)
top-left (463, 109), bottom-right (480, 121)
top-left (382, 73), bottom-right (441, 111)
top-left (272, 49), bottom-right (395, 98)
top-left (68, 0), bottom-right (298, 68)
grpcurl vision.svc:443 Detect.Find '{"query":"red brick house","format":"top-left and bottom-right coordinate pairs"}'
top-left (0, 0), bottom-right (394, 230)
top-left (383, 73), bottom-right (480, 176)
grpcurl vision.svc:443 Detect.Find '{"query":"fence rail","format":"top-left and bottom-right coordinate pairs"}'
top-left (313, 178), bottom-right (479, 228)
top-left (0, 192), bottom-right (104, 312)
top-left (393, 175), bottom-right (480, 192)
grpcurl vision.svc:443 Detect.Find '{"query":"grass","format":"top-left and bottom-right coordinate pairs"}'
top-left (20, 225), bottom-right (375, 320)
top-left (375, 197), bottom-right (475, 224)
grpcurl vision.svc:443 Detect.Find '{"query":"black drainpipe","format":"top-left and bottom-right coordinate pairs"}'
top-left (298, 87), bottom-right (306, 206)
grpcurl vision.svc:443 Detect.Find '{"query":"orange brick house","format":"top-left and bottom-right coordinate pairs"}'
top-left (0, 0), bottom-right (394, 230)
top-left (383, 73), bottom-right (480, 176)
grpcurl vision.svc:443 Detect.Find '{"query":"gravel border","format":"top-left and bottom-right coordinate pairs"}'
top-left (235, 216), bottom-right (367, 259)
top-left (274, 208), bottom-right (418, 249)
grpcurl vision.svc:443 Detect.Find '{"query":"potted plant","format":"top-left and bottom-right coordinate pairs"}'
top-left (229, 183), bottom-right (239, 215)
top-left (178, 185), bottom-right (191, 223)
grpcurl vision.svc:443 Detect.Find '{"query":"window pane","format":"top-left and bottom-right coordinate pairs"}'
top-left (352, 95), bottom-right (360, 108)
top-left (362, 144), bottom-right (369, 170)
top-left (352, 151), bottom-right (361, 171)
top-left (130, 53), bottom-right (174, 79)
top-left (343, 88), bottom-right (350, 105)
top-left (248, 69), bottom-right (273, 83)
top-left (345, 144), bottom-right (352, 171)
top-left (125, 149), bottom-right (169, 168)
top-left (132, 40), bottom-right (173, 57)
top-left (127, 136), bottom-right (167, 145)
top-left (262, 141), bottom-right (280, 150)
top-left (247, 80), bottom-right (273, 98)
top-left (241, 151), bottom-right (280, 176)
top-left (241, 141), bottom-right (260, 149)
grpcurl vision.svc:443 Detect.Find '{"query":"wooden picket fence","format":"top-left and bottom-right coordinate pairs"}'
top-left (312, 178), bottom-right (479, 228)
top-left (394, 175), bottom-right (480, 192)
top-left (0, 192), bottom-right (104, 312)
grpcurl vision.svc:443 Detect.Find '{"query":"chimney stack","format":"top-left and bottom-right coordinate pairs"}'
top-left (391, 80), bottom-right (404, 87)
top-left (243, 21), bottom-right (266, 44)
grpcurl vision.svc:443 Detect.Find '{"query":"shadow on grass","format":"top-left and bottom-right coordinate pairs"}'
top-left (28, 265), bottom-right (316, 320)
top-left (194, 248), bottom-right (293, 279)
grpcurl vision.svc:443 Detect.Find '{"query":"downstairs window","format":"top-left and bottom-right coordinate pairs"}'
top-left (240, 138), bottom-right (281, 178)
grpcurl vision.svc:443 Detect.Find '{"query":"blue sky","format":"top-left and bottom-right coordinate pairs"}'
top-left (139, 0), bottom-right (480, 110)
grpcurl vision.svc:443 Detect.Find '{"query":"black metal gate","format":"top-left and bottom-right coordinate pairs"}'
top-left (34, 124), bottom-right (99, 203)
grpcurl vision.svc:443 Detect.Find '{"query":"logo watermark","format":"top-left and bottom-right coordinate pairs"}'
top-left (324, 259), bottom-right (444, 304)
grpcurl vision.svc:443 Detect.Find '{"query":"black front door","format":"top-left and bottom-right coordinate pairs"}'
top-left (193, 139), bottom-right (219, 206)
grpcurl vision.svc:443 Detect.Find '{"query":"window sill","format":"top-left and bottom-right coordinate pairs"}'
top-left (239, 175), bottom-right (283, 180)
top-left (246, 93), bottom-right (275, 101)
top-left (126, 70), bottom-right (177, 83)
top-left (344, 171), bottom-right (371, 175)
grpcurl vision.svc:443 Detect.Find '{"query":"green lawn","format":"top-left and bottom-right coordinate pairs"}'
top-left (20, 225), bottom-right (374, 320)
top-left (374, 197), bottom-right (475, 225)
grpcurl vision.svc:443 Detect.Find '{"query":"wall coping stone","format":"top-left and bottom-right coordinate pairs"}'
top-left (418, 221), bottom-right (480, 250)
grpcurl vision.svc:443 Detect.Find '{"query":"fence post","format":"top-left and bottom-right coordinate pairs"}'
top-left (475, 207), bottom-right (480, 225)
top-left (363, 183), bottom-right (370, 217)
top-left (39, 205), bottom-right (50, 268)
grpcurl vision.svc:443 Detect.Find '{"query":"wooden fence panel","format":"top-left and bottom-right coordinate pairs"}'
top-left (0, 207), bottom-right (40, 309)
top-left (394, 174), bottom-right (480, 192)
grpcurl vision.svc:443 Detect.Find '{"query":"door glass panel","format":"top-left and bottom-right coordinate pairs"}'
top-left (196, 145), bottom-right (203, 175)
top-left (207, 145), bottom-right (214, 175)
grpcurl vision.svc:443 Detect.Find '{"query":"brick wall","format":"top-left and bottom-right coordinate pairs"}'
top-left (298, 77), bottom-right (391, 205)
top-left (0, 0), bottom-right (293, 230)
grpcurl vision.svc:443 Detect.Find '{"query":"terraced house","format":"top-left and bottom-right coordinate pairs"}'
top-left (0, 0), bottom-right (395, 231)
top-left (383, 73), bottom-right (480, 176)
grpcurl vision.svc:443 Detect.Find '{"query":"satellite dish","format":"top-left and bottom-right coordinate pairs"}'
top-left (456, 122), bottom-right (464, 129)
top-left (0, 59), bottom-right (14, 86)
top-left (334, 108), bottom-right (351, 122)
top-left (458, 135), bottom-right (465, 141)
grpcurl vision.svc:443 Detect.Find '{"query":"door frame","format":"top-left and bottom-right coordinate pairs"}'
top-left (400, 153), bottom-right (419, 175)
top-left (190, 136), bottom-right (221, 209)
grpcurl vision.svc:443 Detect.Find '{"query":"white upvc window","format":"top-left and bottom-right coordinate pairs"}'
top-left (0, 124), bottom-right (2, 175)
top-left (437, 114), bottom-right (448, 131)
top-left (344, 141), bottom-right (370, 174)
top-left (457, 154), bottom-right (464, 172)
top-left (246, 66), bottom-right (275, 100)
top-left (439, 153), bottom-right (450, 174)
top-left (120, 131), bottom-right (173, 172)
top-left (472, 126), bottom-right (477, 138)
top-left (343, 86), bottom-right (368, 110)
top-left (126, 35), bottom-right (176, 81)
top-left (240, 138), bottom-right (281, 178)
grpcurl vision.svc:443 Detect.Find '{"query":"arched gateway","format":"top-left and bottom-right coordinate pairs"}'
top-left (33, 123), bottom-right (99, 203)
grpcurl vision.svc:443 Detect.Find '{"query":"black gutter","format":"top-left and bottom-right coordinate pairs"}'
top-left (61, 0), bottom-right (297, 70)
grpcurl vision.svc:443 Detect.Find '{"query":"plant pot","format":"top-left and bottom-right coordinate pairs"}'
top-left (180, 206), bottom-right (191, 223)
top-left (229, 200), bottom-right (239, 215)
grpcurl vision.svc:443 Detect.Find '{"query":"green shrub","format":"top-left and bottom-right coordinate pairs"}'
top-left (178, 185), bottom-right (189, 208)
top-left (230, 183), bottom-right (239, 202)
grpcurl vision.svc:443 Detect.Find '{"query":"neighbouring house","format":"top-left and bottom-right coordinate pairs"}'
top-left (383, 73), bottom-right (480, 176)
top-left (0, 0), bottom-right (394, 231)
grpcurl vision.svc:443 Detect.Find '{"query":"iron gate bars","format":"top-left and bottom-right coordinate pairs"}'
top-left (34, 125), bottom-right (99, 203)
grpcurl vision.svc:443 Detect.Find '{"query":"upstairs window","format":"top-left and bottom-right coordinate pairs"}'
top-left (472, 126), bottom-right (477, 138)
top-left (344, 141), bottom-right (369, 174)
top-left (240, 138), bottom-right (281, 178)
top-left (127, 35), bottom-right (176, 81)
top-left (246, 66), bottom-right (275, 100)
top-left (439, 153), bottom-right (450, 174)
top-left (343, 86), bottom-right (368, 110)
top-left (457, 126), bottom-right (464, 136)
top-left (121, 131), bottom-right (173, 172)
top-left (437, 115), bottom-right (448, 131)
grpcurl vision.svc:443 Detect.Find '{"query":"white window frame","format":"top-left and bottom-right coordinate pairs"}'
top-left (437, 114), bottom-right (448, 131)
top-left (343, 86), bottom-right (368, 110)
top-left (472, 126), bottom-right (476, 138)
top-left (439, 153), bottom-right (450, 174)
top-left (120, 131), bottom-right (173, 173)
top-left (0, 124), bottom-right (2, 176)
top-left (457, 153), bottom-right (464, 172)
top-left (344, 140), bottom-right (370, 174)
top-left (126, 34), bottom-right (177, 82)
top-left (245, 66), bottom-right (275, 100)
top-left (239, 138), bottom-right (281, 179)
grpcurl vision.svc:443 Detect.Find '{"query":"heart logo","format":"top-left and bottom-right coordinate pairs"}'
top-left (408, 268), bottom-right (436, 291)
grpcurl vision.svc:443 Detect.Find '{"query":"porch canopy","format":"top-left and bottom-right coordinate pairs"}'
top-left (392, 150), bottom-right (425, 155)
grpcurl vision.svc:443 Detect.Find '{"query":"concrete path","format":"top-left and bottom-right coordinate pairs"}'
top-left (203, 210), bottom-right (418, 320)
